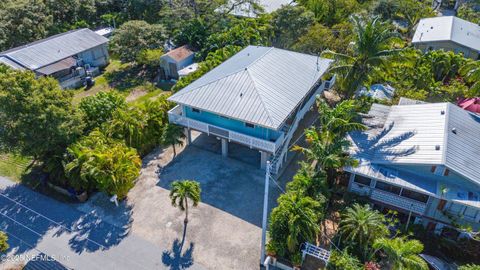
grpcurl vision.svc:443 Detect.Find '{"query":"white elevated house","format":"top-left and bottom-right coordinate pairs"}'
top-left (168, 46), bottom-right (334, 171)
top-left (0, 28), bottom-right (109, 88)
top-left (346, 101), bottom-right (480, 231)
top-left (412, 16), bottom-right (480, 59)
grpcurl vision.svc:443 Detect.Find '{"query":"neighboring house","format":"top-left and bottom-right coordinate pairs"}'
top-left (168, 46), bottom-right (334, 171)
top-left (346, 101), bottom-right (480, 232)
top-left (0, 28), bottom-right (109, 89)
top-left (94, 27), bottom-right (114, 38)
top-left (220, 0), bottom-right (294, 18)
top-left (160, 45), bottom-right (195, 80)
top-left (412, 16), bottom-right (480, 59)
top-left (356, 84), bottom-right (396, 101)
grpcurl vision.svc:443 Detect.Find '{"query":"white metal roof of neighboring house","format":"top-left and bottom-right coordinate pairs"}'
top-left (168, 46), bottom-right (332, 130)
top-left (223, 0), bottom-right (294, 18)
top-left (349, 102), bottom-right (480, 186)
top-left (0, 56), bottom-right (25, 70)
top-left (412, 16), bottom-right (480, 52)
top-left (0, 28), bottom-right (108, 71)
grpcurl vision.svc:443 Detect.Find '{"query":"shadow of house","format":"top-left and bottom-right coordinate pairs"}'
top-left (156, 142), bottom-right (279, 227)
top-left (0, 183), bottom-right (132, 255)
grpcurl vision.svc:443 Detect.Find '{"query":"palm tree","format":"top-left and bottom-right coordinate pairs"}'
top-left (322, 15), bottom-right (401, 97)
top-left (460, 60), bottom-right (480, 96)
top-left (295, 99), bottom-right (365, 187)
top-left (373, 237), bottom-right (428, 270)
top-left (339, 203), bottom-right (389, 260)
top-left (169, 180), bottom-right (201, 224)
top-left (269, 192), bottom-right (321, 257)
top-left (162, 123), bottom-right (186, 157)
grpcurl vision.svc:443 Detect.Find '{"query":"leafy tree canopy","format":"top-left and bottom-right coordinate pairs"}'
top-left (79, 91), bottom-right (127, 133)
top-left (110, 20), bottom-right (167, 62)
top-left (0, 66), bottom-right (84, 163)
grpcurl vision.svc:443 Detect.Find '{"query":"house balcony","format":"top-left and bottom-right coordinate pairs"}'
top-left (350, 183), bottom-right (428, 215)
top-left (168, 105), bottom-right (285, 153)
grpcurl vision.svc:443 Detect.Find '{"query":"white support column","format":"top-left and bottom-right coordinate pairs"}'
top-left (260, 151), bottom-right (271, 170)
top-left (221, 138), bottom-right (228, 157)
top-left (185, 128), bottom-right (192, 145)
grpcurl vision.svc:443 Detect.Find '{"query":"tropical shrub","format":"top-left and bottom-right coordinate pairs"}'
top-left (328, 250), bottom-right (363, 270)
top-left (459, 264), bottom-right (480, 270)
top-left (269, 192), bottom-right (321, 259)
top-left (106, 96), bottom-right (170, 156)
top-left (65, 130), bottom-right (141, 199)
top-left (338, 203), bottom-right (389, 260)
top-left (373, 237), bottom-right (428, 270)
top-left (79, 91), bottom-right (127, 133)
top-left (0, 231), bottom-right (8, 253)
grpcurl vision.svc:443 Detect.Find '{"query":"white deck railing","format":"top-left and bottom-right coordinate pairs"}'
top-left (168, 105), bottom-right (282, 153)
top-left (350, 183), bottom-right (427, 215)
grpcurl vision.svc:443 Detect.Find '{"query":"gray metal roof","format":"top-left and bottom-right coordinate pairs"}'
top-left (444, 103), bottom-right (480, 186)
top-left (0, 28), bottom-right (108, 71)
top-left (168, 46), bottom-right (332, 130)
top-left (349, 102), bottom-right (480, 186)
top-left (0, 56), bottom-right (25, 70)
top-left (412, 16), bottom-right (480, 52)
top-left (223, 0), bottom-right (295, 18)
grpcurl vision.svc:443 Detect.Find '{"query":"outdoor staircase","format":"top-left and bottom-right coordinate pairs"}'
top-left (269, 76), bottom-right (335, 175)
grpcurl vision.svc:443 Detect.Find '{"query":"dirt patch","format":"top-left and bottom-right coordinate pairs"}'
top-left (126, 88), bottom-right (147, 102)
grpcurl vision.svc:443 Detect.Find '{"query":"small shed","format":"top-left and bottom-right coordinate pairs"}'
top-left (160, 45), bottom-right (195, 80)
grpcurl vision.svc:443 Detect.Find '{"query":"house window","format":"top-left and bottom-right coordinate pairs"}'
top-left (400, 189), bottom-right (429, 203)
top-left (444, 169), bottom-right (450, 176)
top-left (447, 202), bottom-right (465, 215)
top-left (245, 123), bottom-right (255, 128)
top-left (375, 181), bottom-right (401, 195)
top-left (354, 175), bottom-right (371, 186)
top-left (464, 207), bottom-right (478, 220)
top-left (192, 108), bottom-right (200, 113)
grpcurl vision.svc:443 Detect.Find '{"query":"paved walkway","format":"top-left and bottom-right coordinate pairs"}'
top-left (0, 134), bottom-right (277, 269)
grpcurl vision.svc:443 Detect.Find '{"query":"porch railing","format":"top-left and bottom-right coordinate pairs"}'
top-left (350, 183), bottom-right (427, 215)
top-left (168, 105), bottom-right (283, 153)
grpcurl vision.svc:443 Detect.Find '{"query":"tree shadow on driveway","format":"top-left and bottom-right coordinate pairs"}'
top-left (0, 182), bottom-right (132, 255)
top-left (162, 223), bottom-right (194, 270)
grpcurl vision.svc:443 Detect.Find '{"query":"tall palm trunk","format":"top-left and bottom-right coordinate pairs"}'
top-left (184, 197), bottom-right (189, 224)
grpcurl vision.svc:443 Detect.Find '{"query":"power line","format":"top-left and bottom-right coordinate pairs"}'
top-left (0, 192), bottom-right (150, 270)
top-left (1, 228), bottom-right (73, 270)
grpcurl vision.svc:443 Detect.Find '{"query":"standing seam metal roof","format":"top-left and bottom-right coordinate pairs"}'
top-left (168, 46), bottom-right (332, 130)
top-left (349, 102), bottom-right (480, 186)
top-left (412, 16), bottom-right (480, 52)
top-left (0, 28), bottom-right (108, 71)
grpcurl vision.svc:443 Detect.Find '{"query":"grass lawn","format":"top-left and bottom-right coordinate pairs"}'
top-left (0, 154), bottom-right (31, 182)
top-left (72, 59), bottom-right (174, 104)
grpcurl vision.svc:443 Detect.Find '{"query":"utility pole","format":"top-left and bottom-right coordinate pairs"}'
top-left (405, 203), bottom-right (413, 231)
top-left (260, 161), bottom-right (270, 268)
